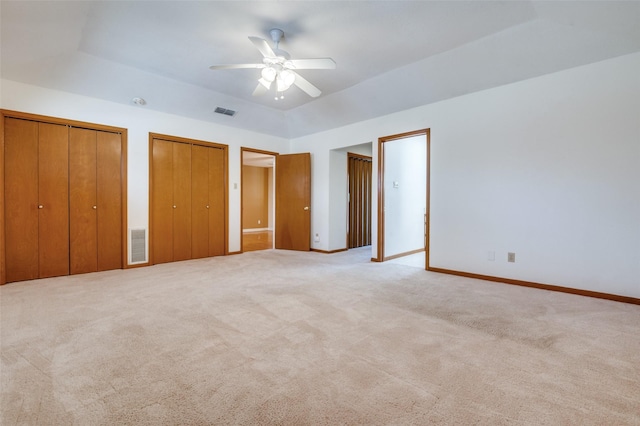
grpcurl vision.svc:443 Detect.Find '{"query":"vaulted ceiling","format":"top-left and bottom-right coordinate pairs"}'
top-left (2, 1), bottom-right (639, 139)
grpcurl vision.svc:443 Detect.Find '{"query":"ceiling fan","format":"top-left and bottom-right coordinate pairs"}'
top-left (209, 29), bottom-right (336, 99)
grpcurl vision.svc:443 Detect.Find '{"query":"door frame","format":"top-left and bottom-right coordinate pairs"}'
top-left (1, 109), bottom-right (128, 285)
top-left (376, 128), bottom-right (430, 266)
top-left (240, 147), bottom-right (278, 253)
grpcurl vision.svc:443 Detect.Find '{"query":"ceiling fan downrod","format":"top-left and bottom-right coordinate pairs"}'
top-left (269, 28), bottom-right (285, 50)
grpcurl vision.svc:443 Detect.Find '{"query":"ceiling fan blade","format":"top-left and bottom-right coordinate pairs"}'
top-left (209, 64), bottom-right (264, 70)
top-left (248, 36), bottom-right (276, 58)
top-left (287, 58), bottom-right (336, 70)
top-left (252, 82), bottom-right (270, 97)
top-left (291, 71), bottom-right (321, 97)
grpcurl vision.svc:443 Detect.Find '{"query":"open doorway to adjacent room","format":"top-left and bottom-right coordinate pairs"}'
top-left (377, 129), bottom-right (430, 268)
top-left (347, 152), bottom-right (373, 249)
top-left (328, 142), bottom-right (373, 253)
top-left (241, 148), bottom-right (276, 252)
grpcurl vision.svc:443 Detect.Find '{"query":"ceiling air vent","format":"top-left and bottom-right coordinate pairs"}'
top-left (214, 107), bottom-right (236, 117)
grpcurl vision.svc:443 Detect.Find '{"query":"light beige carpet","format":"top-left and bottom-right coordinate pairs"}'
top-left (1, 248), bottom-right (639, 425)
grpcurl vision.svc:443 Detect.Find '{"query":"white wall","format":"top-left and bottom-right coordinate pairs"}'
top-left (383, 135), bottom-right (426, 257)
top-left (3, 52), bottom-right (639, 298)
top-left (291, 52), bottom-right (640, 298)
top-left (0, 80), bottom-right (289, 257)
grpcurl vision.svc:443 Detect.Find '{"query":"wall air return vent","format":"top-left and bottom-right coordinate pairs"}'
top-left (129, 228), bottom-right (147, 264)
top-left (214, 107), bottom-right (236, 117)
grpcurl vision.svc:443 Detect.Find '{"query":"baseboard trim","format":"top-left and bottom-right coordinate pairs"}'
top-left (311, 248), bottom-right (348, 254)
top-left (427, 267), bottom-right (640, 305)
top-left (227, 251), bottom-right (242, 256)
top-left (383, 248), bottom-right (424, 262)
top-left (124, 262), bottom-right (149, 269)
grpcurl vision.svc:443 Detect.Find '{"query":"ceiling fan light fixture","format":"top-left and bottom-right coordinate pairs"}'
top-left (276, 77), bottom-right (288, 92)
top-left (280, 69), bottom-right (295, 87)
top-left (261, 66), bottom-right (277, 82)
top-left (276, 69), bottom-right (296, 92)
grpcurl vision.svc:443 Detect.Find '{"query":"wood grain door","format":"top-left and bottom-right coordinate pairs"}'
top-left (191, 144), bottom-right (226, 259)
top-left (96, 131), bottom-right (122, 271)
top-left (5, 119), bottom-right (70, 281)
top-left (172, 142), bottom-right (192, 261)
top-left (38, 123), bottom-right (70, 278)
top-left (275, 153), bottom-right (311, 251)
top-left (69, 127), bottom-right (98, 274)
top-left (152, 139), bottom-right (174, 264)
top-left (191, 144), bottom-right (209, 259)
top-left (4, 118), bottom-right (39, 282)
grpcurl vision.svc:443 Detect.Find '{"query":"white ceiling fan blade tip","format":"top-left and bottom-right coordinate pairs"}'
top-left (291, 71), bottom-right (322, 97)
top-left (288, 58), bottom-right (336, 70)
top-left (252, 83), bottom-right (269, 97)
top-left (209, 64), bottom-right (264, 70)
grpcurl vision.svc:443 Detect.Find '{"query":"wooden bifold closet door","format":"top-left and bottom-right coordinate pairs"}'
top-left (3, 114), bottom-right (125, 283)
top-left (191, 144), bottom-right (226, 258)
top-left (69, 127), bottom-right (122, 274)
top-left (4, 118), bottom-right (69, 282)
top-left (151, 136), bottom-right (227, 265)
top-left (151, 139), bottom-right (192, 264)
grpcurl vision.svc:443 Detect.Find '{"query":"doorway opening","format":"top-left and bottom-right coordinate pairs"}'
top-left (241, 148), bottom-right (276, 252)
top-left (347, 152), bottom-right (372, 249)
top-left (377, 129), bottom-right (430, 268)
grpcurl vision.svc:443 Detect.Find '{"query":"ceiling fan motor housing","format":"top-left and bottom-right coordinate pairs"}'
top-left (270, 28), bottom-right (284, 45)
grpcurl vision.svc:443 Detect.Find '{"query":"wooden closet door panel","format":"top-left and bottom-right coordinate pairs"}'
top-left (208, 147), bottom-right (226, 256)
top-left (172, 142), bottom-right (192, 261)
top-left (96, 131), bottom-right (122, 271)
top-left (69, 127), bottom-right (97, 275)
top-left (38, 123), bottom-right (70, 278)
top-left (4, 118), bottom-right (39, 282)
top-left (191, 145), bottom-right (209, 259)
top-left (152, 139), bottom-right (174, 264)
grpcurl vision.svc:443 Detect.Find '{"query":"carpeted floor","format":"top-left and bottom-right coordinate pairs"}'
top-left (1, 248), bottom-right (639, 425)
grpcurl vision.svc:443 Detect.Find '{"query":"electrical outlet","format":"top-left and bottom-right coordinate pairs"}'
top-left (314, 233), bottom-right (320, 242)
top-left (508, 252), bottom-right (516, 263)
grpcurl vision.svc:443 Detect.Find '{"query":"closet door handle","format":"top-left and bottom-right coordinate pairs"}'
top-left (93, 206), bottom-right (97, 210)
top-left (38, 205), bottom-right (44, 209)
top-left (303, 206), bottom-right (309, 211)
top-left (173, 205), bottom-right (177, 209)
top-left (206, 205), bottom-right (210, 209)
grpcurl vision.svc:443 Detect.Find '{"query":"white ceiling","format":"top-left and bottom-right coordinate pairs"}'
top-left (2, 1), bottom-right (639, 139)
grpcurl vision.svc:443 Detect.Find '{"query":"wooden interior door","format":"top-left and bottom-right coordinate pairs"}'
top-left (4, 118), bottom-right (39, 282)
top-left (152, 139), bottom-right (174, 264)
top-left (172, 142), bottom-right (192, 261)
top-left (191, 144), bottom-right (209, 259)
top-left (208, 147), bottom-right (226, 256)
top-left (275, 153), bottom-right (311, 251)
top-left (69, 127), bottom-right (98, 274)
top-left (96, 131), bottom-right (122, 271)
top-left (38, 122), bottom-right (70, 278)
